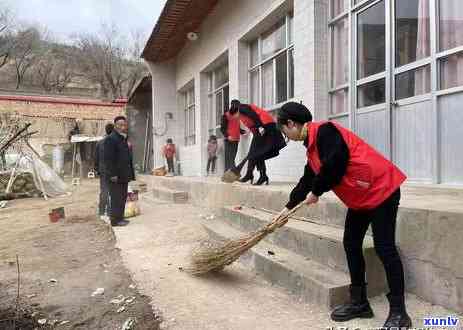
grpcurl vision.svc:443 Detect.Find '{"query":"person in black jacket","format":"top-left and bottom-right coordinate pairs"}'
top-left (103, 116), bottom-right (135, 227)
top-left (95, 123), bottom-right (114, 222)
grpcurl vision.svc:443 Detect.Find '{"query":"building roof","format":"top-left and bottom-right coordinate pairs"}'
top-left (141, 0), bottom-right (218, 63)
top-left (128, 75), bottom-right (152, 102)
top-left (0, 94), bottom-right (124, 120)
top-left (0, 95), bottom-right (127, 108)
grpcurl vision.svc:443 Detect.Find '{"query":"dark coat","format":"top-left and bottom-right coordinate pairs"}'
top-left (103, 131), bottom-right (135, 183)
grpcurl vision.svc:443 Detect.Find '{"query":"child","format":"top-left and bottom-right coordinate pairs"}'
top-left (162, 138), bottom-right (176, 174)
top-left (206, 135), bottom-right (218, 175)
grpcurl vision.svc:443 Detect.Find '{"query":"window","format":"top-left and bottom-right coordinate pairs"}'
top-left (329, 3), bottom-right (349, 115)
top-left (249, 13), bottom-right (294, 108)
top-left (395, 0), bottom-right (430, 67)
top-left (395, 65), bottom-right (431, 100)
top-left (438, 0), bottom-right (463, 90)
top-left (357, 1), bottom-right (386, 79)
top-left (207, 64), bottom-right (229, 137)
top-left (183, 87), bottom-right (195, 146)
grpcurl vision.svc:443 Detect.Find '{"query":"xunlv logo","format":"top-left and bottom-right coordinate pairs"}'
top-left (424, 316), bottom-right (459, 327)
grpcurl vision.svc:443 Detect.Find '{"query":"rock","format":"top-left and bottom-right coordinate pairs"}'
top-left (125, 297), bottom-right (136, 304)
top-left (38, 319), bottom-right (47, 325)
top-left (110, 295), bottom-right (126, 305)
top-left (121, 317), bottom-right (136, 330)
top-left (26, 294), bottom-right (37, 298)
top-left (60, 320), bottom-right (70, 325)
top-left (129, 284), bottom-right (136, 289)
top-left (117, 306), bottom-right (126, 313)
top-left (91, 288), bottom-right (105, 296)
top-left (49, 278), bottom-right (58, 283)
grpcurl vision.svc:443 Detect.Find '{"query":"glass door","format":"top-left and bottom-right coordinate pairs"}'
top-left (354, 0), bottom-right (390, 156)
top-left (391, 0), bottom-right (433, 181)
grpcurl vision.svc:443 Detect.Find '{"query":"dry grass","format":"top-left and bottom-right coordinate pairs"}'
top-left (187, 202), bottom-right (305, 275)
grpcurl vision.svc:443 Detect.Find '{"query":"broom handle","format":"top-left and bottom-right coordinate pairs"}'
top-left (264, 201), bottom-right (307, 234)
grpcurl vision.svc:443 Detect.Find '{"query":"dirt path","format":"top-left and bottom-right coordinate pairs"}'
top-left (0, 180), bottom-right (159, 330)
top-left (115, 195), bottom-right (463, 330)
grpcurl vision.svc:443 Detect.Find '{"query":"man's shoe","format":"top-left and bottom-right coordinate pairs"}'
top-left (112, 219), bottom-right (130, 227)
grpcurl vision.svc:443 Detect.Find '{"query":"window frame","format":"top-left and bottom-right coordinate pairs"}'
top-left (207, 64), bottom-right (230, 137)
top-left (183, 87), bottom-right (196, 146)
top-left (248, 13), bottom-right (295, 108)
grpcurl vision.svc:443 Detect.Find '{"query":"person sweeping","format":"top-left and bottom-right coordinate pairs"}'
top-left (223, 100), bottom-right (286, 185)
top-left (276, 102), bottom-right (411, 329)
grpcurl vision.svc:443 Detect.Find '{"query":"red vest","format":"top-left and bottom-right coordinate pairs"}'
top-left (163, 144), bottom-right (176, 158)
top-left (225, 112), bottom-right (241, 141)
top-left (307, 121), bottom-right (406, 210)
top-left (240, 104), bottom-right (274, 133)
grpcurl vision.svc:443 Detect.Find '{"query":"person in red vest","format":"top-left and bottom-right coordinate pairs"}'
top-left (162, 138), bottom-right (176, 175)
top-left (220, 107), bottom-right (245, 172)
top-left (277, 102), bottom-right (411, 329)
top-left (228, 99), bottom-right (286, 185)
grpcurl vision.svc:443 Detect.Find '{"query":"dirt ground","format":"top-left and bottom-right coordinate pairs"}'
top-left (0, 180), bottom-right (160, 330)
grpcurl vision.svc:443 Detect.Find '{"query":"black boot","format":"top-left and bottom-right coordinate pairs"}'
top-left (253, 161), bottom-right (269, 186)
top-left (239, 161), bottom-right (255, 184)
top-left (331, 285), bottom-right (374, 322)
top-left (239, 173), bottom-right (254, 184)
top-left (383, 293), bottom-right (412, 329)
top-left (253, 172), bottom-right (269, 185)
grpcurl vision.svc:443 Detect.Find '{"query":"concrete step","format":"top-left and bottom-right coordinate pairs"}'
top-left (152, 186), bottom-right (188, 203)
top-left (202, 218), bottom-right (351, 309)
top-left (219, 206), bottom-right (387, 295)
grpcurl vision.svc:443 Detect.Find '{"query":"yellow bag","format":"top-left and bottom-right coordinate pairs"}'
top-left (124, 201), bottom-right (141, 218)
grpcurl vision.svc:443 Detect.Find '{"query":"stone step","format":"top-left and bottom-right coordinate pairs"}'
top-left (202, 218), bottom-right (351, 309)
top-left (152, 186), bottom-right (188, 203)
top-left (219, 206), bottom-right (387, 295)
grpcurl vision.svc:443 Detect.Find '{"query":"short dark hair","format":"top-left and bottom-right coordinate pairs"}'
top-left (209, 135), bottom-right (217, 140)
top-left (166, 138), bottom-right (173, 143)
top-left (114, 116), bottom-right (127, 124)
top-left (277, 102), bottom-right (313, 127)
top-left (229, 99), bottom-right (241, 115)
top-left (105, 123), bottom-right (114, 135)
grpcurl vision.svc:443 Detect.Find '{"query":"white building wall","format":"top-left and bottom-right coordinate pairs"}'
top-left (147, 0), bottom-right (330, 181)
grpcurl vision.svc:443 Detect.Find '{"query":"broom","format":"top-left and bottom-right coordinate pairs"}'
top-left (187, 201), bottom-right (306, 275)
top-left (221, 156), bottom-right (249, 183)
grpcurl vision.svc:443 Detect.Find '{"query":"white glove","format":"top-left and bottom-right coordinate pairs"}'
top-left (258, 127), bottom-right (265, 136)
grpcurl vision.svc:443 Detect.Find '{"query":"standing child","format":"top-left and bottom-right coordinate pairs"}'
top-left (162, 138), bottom-right (176, 175)
top-left (206, 135), bottom-right (218, 175)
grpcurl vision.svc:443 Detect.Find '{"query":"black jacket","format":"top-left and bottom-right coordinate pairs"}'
top-left (95, 137), bottom-right (106, 175)
top-left (103, 131), bottom-right (135, 183)
top-left (286, 122), bottom-right (349, 209)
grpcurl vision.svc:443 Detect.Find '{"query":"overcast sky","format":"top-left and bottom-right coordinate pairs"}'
top-left (2, 0), bottom-right (167, 42)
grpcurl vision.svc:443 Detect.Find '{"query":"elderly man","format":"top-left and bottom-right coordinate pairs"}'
top-left (103, 116), bottom-right (135, 227)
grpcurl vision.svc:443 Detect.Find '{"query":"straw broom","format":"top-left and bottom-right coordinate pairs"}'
top-left (187, 201), bottom-right (306, 275)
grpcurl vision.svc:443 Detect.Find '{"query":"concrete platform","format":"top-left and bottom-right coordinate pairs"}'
top-left (222, 205), bottom-right (387, 288)
top-left (141, 175), bottom-right (463, 313)
top-left (203, 218), bottom-right (351, 308)
top-left (152, 185), bottom-right (188, 203)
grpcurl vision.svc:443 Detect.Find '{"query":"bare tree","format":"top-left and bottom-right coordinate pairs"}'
top-left (0, 6), bottom-right (14, 69)
top-left (11, 27), bottom-right (44, 89)
top-left (74, 24), bottom-right (148, 99)
top-left (34, 45), bottom-right (76, 92)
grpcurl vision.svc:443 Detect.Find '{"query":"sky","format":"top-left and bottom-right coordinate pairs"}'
top-left (2, 0), bottom-right (167, 42)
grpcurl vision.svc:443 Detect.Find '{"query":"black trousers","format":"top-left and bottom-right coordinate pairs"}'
top-left (98, 176), bottom-right (110, 216)
top-left (108, 181), bottom-right (128, 223)
top-left (207, 156), bottom-right (217, 173)
top-left (343, 188), bottom-right (405, 296)
top-left (224, 140), bottom-right (238, 172)
top-left (166, 157), bottom-right (175, 173)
